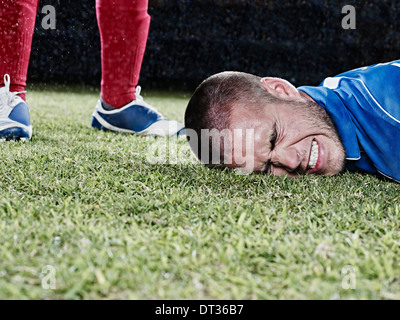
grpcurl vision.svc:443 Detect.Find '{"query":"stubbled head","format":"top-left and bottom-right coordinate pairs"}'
top-left (184, 71), bottom-right (346, 177)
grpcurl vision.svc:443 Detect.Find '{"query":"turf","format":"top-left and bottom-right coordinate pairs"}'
top-left (0, 84), bottom-right (399, 300)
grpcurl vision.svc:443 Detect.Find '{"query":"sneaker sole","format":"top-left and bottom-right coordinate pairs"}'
top-left (0, 127), bottom-right (31, 141)
top-left (91, 113), bottom-right (185, 137)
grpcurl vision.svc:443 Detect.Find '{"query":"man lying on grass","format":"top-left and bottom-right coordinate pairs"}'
top-left (184, 60), bottom-right (400, 183)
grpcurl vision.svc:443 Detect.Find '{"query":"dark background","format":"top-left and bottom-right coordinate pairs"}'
top-left (29, 0), bottom-right (400, 90)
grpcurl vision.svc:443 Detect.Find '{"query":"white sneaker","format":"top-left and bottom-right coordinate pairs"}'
top-left (91, 86), bottom-right (185, 137)
top-left (0, 74), bottom-right (32, 141)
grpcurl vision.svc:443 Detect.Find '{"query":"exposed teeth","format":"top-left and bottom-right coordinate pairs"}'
top-left (308, 141), bottom-right (319, 169)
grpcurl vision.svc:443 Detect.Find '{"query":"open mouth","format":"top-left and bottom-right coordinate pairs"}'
top-left (307, 139), bottom-right (319, 170)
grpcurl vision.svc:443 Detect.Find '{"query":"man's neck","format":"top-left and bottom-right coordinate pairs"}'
top-left (299, 90), bottom-right (315, 102)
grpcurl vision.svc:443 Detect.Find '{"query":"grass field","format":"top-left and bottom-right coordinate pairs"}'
top-left (0, 84), bottom-right (399, 300)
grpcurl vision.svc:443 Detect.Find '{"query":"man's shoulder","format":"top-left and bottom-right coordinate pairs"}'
top-left (323, 60), bottom-right (400, 125)
top-left (330, 60), bottom-right (400, 89)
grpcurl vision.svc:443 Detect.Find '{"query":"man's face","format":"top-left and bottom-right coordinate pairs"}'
top-left (226, 95), bottom-right (346, 177)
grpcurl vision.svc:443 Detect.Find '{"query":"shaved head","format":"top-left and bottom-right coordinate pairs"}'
top-left (184, 71), bottom-right (280, 166)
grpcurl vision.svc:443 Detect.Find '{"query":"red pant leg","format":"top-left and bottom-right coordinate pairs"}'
top-left (96, 0), bottom-right (150, 108)
top-left (0, 0), bottom-right (40, 100)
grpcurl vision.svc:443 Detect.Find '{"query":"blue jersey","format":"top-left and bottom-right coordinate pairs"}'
top-left (297, 60), bottom-right (400, 182)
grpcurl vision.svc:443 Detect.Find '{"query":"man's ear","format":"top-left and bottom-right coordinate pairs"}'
top-left (260, 77), bottom-right (302, 100)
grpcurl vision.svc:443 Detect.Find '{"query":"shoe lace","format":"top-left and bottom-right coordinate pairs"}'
top-left (0, 74), bottom-right (26, 112)
top-left (135, 85), bottom-right (160, 114)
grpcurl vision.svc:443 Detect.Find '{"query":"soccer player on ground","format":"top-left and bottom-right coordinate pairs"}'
top-left (0, 0), bottom-right (184, 141)
top-left (184, 60), bottom-right (400, 183)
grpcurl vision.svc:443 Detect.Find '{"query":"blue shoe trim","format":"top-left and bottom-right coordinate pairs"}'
top-left (97, 105), bottom-right (163, 132)
top-left (8, 102), bottom-right (31, 127)
top-left (177, 128), bottom-right (186, 136)
top-left (0, 127), bottom-right (30, 140)
top-left (91, 116), bottom-right (109, 131)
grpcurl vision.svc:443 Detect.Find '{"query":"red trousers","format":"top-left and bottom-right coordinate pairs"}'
top-left (0, 0), bottom-right (150, 107)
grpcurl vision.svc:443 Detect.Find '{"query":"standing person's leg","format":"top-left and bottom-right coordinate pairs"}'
top-left (92, 0), bottom-right (184, 136)
top-left (0, 0), bottom-right (38, 140)
top-left (97, 0), bottom-right (149, 108)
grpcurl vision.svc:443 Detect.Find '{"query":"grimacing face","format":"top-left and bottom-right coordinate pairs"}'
top-left (224, 77), bottom-right (346, 177)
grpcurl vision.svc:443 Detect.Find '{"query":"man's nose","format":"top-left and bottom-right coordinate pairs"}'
top-left (274, 147), bottom-right (302, 172)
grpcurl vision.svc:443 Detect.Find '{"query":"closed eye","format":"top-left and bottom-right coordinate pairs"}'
top-left (263, 122), bottom-right (278, 174)
top-left (270, 121), bottom-right (278, 150)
